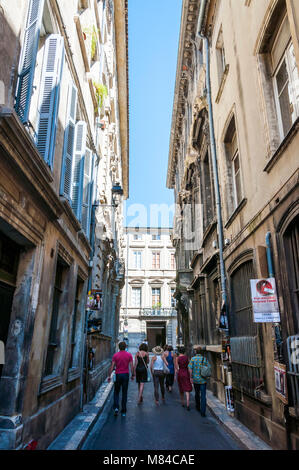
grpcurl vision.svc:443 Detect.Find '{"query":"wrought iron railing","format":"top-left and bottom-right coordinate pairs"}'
top-left (140, 308), bottom-right (177, 317)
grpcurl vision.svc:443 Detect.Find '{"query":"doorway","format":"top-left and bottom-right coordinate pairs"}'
top-left (146, 321), bottom-right (166, 350)
top-left (0, 231), bottom-right (20, 378)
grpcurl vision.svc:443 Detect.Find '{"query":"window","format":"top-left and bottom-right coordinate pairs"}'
top-left (257, 5), bottom-right (299, 152)
top-left (44, 257), bottom-right (68, 377)
top-left (229, 260), bottom-right (262, 397)
top-left (224, 115), bottom-right (243, 214)
top-left (152, 234), bottom-right (161, 240)
top-left (201, 151), bottom-right (214, 230)
top-left (170, 253), bottom-right (175, 270)
top-left (171, 288), bottom-right (176, 308)
top-left (69, 278), bottom-right (83, 369)
top-left (133, 251), bottom-right (142, 269)
top-left (273, 41), bottom-right (299, 140)
top-left (133, 233), bottom-right (142, 240)
top-left (152, 252), bottom-right (160, 269)
top-left (152, 288), bottom-right (161, 307)
top-left (131, 287), bottom-right (141, 308)
top-left (283, 214), bottom-right (299, 333)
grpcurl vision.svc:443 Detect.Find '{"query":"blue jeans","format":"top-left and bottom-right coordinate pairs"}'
top-left (113, 373), bottom-right (129, 412)
top-left (194, 383), bottom-right (207, 415)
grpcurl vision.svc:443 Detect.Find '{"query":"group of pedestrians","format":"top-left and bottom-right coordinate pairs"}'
top-left (108, 341), bottom-right (210, 418)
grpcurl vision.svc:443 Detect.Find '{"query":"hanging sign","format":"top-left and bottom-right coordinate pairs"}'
top-left (250, 278), bottom-right (280, 323)
top-left (274, 362), bottom-right (288, 404)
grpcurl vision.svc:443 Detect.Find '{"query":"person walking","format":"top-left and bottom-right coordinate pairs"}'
top-left (175, 346), bottom-right (192, 410)
top-left (108, 341), bottom-right (134, 417)
top-left (134, 343), bottom-right (149, 404)
top-left (164, 345), bottom-right (175, 392)
top-left (150, 346), bottom-right (169, 405)
top-left (188, 347), bottom-right (210, 417)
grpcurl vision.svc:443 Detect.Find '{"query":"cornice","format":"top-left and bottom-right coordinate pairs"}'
top-left (167, 0), bottom-right (201, 190)
top-left (0, 107), bottom-right (64, 221)
top-left (114, 0), bottom-right (129, 199)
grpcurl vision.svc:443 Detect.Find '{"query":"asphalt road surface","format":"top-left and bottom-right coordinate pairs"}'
top-left (83, 376), bottom-right (241, 450)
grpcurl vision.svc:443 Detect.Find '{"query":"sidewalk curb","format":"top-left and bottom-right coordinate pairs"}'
top-left (47, 378), bottom-right (114, 450)
top-left (206, 390), bottom-right (272, 450)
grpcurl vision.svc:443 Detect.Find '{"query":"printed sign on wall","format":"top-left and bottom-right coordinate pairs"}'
top-left (274, 362), bottom-right (288, 404)
top-left (250, 278), bottom-right (281, 323)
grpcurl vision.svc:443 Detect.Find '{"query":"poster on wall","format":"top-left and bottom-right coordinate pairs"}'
top-left (86, 290), bottom-right (103, 311)
top-left (274, 362), bottom-right (288, 404)
top-left (250, 278), bottom-right (281, 323)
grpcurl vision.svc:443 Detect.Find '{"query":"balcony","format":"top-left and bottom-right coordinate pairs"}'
top-left (140, 308), bottom-right (177, 317)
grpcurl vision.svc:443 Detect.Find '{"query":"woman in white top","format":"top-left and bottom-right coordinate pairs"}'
top-left (150, 346), bottom-right (169, 405)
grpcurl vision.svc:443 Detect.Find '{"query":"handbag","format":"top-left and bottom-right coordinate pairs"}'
top-left (141, 354), bottom-right (151, 382)
top-left (163, 362), bottom-right (170, 374)
top-left (200, 356), bottom-right (211, 378)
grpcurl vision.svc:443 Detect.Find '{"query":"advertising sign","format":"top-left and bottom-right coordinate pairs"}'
top-left (274, 362), bottom-right (288, 404)
top-left (86, 290), bottom-right (103, 311)
top-left (250, 278), bottom-right (280, 323)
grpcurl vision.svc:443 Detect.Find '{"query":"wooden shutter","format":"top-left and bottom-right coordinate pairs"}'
top-left (60, 82), bottom-right (78, 199)
top-left (36, 34), bottom-right (64, 167)
top-left (15, 0), bottom-right (45, 123)
top-left (71, 121), bottom-right (87, 221)
top-left (81, 148), bottom-right (93, 237)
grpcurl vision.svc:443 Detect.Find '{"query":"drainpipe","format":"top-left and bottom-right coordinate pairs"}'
top-left (265, 231), bottom-right (274, 278)
top-left (197, 0), bottom-right (228, 330)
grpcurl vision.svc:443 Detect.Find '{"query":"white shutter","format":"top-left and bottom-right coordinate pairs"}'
top-left (81, 148), bottom-right (93, 237)
top-left (36, 34), bottom-right (64, 167)
top-left (71, 121), bottom-right (87, 220)
top-left (60, 82), bottom-right (78, 199)
top-left (15, 0), bottom-right (45, 123)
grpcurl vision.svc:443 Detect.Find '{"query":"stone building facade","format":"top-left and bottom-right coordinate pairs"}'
top-left (167, 0), bottom-right (299, 450)
top-left (120, 227), bottom-right (177, 353)
top-left (0, 0), bottom-right (128, 449)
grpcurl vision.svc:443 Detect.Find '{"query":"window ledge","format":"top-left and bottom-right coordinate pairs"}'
top-left (39, 375), bottom-right (63, 395)
top-left (67, 367), bottom-right (81, 383)
top-left (74, 14), bottom-right (90, 73)
top-left (224, 198), bottom-right (247, 229)
top-left (202, 217), bottom-right (217, 246)
top-left (264, 117), bottom-right (299, 173)
top-left (215, 64), bottom-right (230, 104)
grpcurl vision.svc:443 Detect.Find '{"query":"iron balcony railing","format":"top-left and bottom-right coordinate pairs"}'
top-left (140, 308), bottom-right (177, 317)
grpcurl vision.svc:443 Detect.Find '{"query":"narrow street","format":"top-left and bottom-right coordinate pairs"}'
top-left (83, 377), bottom-right (241, 450)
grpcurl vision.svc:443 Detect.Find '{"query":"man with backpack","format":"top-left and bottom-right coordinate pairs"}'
top-left (188, 346), bottom-right (211, 417)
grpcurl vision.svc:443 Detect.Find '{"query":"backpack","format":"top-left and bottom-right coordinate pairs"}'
top-left (200, 356), bottom-right (211, 378)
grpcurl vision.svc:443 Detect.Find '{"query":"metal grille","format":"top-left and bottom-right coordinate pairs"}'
top-left (230, 261), bottom-right (262, 396)
top-left (230, 261), bottom-right (257, 337)
top-left (284, 215), bottom-right (299, 332)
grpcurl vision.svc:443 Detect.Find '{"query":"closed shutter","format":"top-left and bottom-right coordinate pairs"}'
top-left (81, 148), bottom-right (93, 237)
top-left (71, 121), bottom-right (87, 221)
top-left (15, 0), bottom-right (45, 123)
top-left (60, 82), bottom-right (78, 199)
top-left (36, 34), bottom-right (64, 167)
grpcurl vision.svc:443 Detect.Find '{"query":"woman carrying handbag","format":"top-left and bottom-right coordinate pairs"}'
top-left (150, 346), bottom-right (169, 405)
top-left (134, 343), bottom-right (149, 404)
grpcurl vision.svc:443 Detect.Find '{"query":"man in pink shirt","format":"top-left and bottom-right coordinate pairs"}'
top-left (108, 341), bottom-right (134, 416)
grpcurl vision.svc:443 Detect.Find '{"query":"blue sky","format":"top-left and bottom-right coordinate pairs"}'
top-left (125, 0), bottom-right (182, 227)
